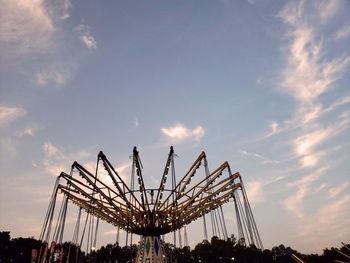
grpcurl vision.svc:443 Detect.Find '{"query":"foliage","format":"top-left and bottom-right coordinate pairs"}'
top-left (0, 231), bottom-right (349, 263)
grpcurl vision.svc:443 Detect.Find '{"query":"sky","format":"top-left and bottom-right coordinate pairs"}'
top-left (0, 0), bottom-right (350, 254)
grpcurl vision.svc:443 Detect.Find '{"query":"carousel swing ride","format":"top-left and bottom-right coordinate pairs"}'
top-left (36, 146), bottom-right (262, 263)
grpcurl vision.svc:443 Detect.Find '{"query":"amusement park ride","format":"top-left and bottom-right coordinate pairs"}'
top-left (36, 146), bottom-right (263, 263)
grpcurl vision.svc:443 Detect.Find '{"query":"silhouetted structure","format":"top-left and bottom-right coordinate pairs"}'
top-left (39, 147), bottom-right (262, 263)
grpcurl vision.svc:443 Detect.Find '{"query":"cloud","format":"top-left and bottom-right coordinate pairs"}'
top-left (293, 116), bottom-right (350, 167)
top-left (161, 124), bottom-right (205, 143)
top-left (0, 106), bottom-right (27, 126)
top-left (298, 195), bottom-right (350, 249)
top-left (243, 174), bottom-right (285, 208)
top-left (0, 0), bottom-right (92, 88)
top-left (240, 150), bottom-right (280, 165)
top-left (80, 35), bottom-right (97, 49)
top-left (0, 0), bottom-right (71, 55)
top-left (116, 162), bottom-right (132, 183)
top-left (299, 152), bottom-right (323, 168)
top-left (324, 96), bottom-right (350, 113)
top-left (277, 0), bottom-right (350, 105)
top-left (245, 181), bottom-right (264, 206)
top-left (36, 67), bottom-right (64, 86)
top-left (0, 137), bottom-right (17, 157)
top-left (75, 24), bottom-right (97, 49)
top-left (268, 0), bottom-right (350, 175)
top-left (294, 129), bottom-right (330, 156)
top-left (16, 127), bottom-right (34, 137)
top-left (328, 182), bottom-right (349, 199)
top-left (39, 142), bottom-right (133, 191)
top-left (134, 118), bottom-right (139, 128)
top-left (314, 183), bottom-right (327, 193)
top-left (84, 159), bottom-right (131, 186)
top-left (0, 0), bottom-right (54, 54)
top-left (276, 0), bottom-right (350, 235)
top-left (269, 121), bottom-right (280, 136)
top-left (38, 141), bottom-right (95, 176)
top-left (284, 166), bottom-right (329, 219)
top-left (58, 0), bottom-right (72, 20)
top-left (334, 23), bottom-right (350, 40)
top-left (43, 142), bottom-right (60, 158)
top-left (318, 0), bottom-right (340, 22)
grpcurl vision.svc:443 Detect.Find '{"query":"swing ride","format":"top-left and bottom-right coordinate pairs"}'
top-left (36, 146), bottom-right (262, 263)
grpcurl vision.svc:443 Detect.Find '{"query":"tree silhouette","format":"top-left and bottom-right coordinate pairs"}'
top-left (0, 231), bottom-right (349, 263)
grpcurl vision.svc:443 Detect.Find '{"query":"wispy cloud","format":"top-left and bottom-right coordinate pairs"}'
top-left (0, 137), bottom-right (17, 157)
top-left (75, 24), bottom-right (97, 49)
top-left (317, 0), bottom-right (340, 22)
top-left (36, 141), bottom-right (95, 176)
top-left (266, 0), bottom-right (350, 175)
top-left (43, 142), bottom-right (61, 158)
top-left (299, 195), bottom-right (350, 250)
top-left (116, 162), bottom-right (132, 183)
top-left (84, 159), bottom-right (131, 186)
top-left (334, 23), bottom-right (350, 40)
top-left (294, 129), bottom-right (330, 156)
top-left (328, 182), bottom-right (349, 199)
top-left (293, 116), bottom-right (350, 166)
top-left (36, 67), bottom-right (63, 86)
top-left (38, 143), bottom-right (133, 189)
top-left (16, 127), bottom-right (34, 137)
top-left (268, 121), bottom-right (280, 136)
top-left (134, 118), bottom-right (139, 128)
top-left (0, 0), bottom-right (95, 88)
top-left (299, 152), bottom-right (324, 168)
top-left (276, 20), bottom-right (350, 105)
top-left (0, 106), bottom-right (27, 126)
top-left (244, 175), bottom-right (285, 207)
top-left (161, 124), bottom-right (205, 143)
top-left (241, 150), bottom-right (280, 165)
top-left (0, 0), bottom-right (55, 54)
top-left (245, 181), bottom-right (265, 206)
top-left (284, 168), bottom-right (350, 249)
top-left (275, 0), bottom-right (350, 130)
top-left (284, 166), bottom-right (329, 219)
top-left (0, 0), bottom-right (72, 55)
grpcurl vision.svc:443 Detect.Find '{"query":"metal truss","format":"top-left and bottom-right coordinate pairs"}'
top-left (42, 146), bottom-right (263, 249)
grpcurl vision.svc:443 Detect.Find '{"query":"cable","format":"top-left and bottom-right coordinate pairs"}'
top-left (72, 207), bottom-right (82, 245)
top-left (202, 215), bottom-right (208, 241)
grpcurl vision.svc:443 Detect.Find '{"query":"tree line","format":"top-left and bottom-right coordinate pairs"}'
top-left (0, 232), bottom-right (349, 263)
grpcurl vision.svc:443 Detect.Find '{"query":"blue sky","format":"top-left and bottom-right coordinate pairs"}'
top-left (1, 0), bottom-right (349, 254)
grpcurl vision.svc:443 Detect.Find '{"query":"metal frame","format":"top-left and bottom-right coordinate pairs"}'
top-left (40, 146), bottom-right (263, 250)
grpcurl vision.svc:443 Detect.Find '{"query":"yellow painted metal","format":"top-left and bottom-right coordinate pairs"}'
top-left (56, 148), bottom-right (244, 236)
